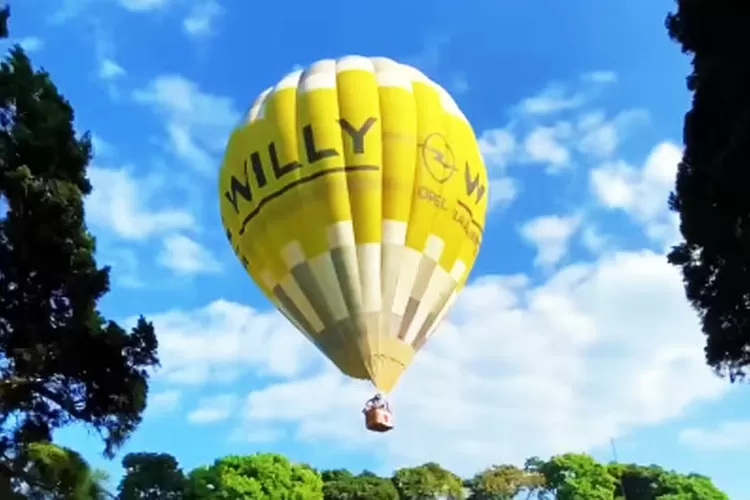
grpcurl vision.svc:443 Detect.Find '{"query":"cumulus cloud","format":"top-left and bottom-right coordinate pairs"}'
top-left (98, 58), bottom-right (125, 81)
top-left (148, 390), bottom-right (182, 414)
top-left (450, 73), bottom-right (469, 94)
top-left (518, 84), bottom-right (585, 116)
top-left (97, 247), bottom-right (143, 289)
top-left (679, 421), bottom-right (750, 451)
top-left (488, 178), bottom-right (518, 212)
top-left (581, 71), bottom-right (618, 84)
top-left (590, 141), bottom-right (682, 248)
top-left (226, 250), bottom-right (725, 474)
top-left (188, 394), bottom-right (239, 424)
top-left (521, 214), bottom-right (581, 268)
top-left (476, 128), bottom-right (519, 211)
top-left (579, 225), bottom-right (609, 255)
top-left (17, 36), bottom-right (44, 53)
top-left (133, 75), bottom-right (239, 173)
top-left (91, 134), bottom-right (115, 158)
top-left (522, 123), bottom-right (573, 171)
top-left (479, 128), bottom-right (516, 170)
top-left (576, 109), bottom-right (648, 159)
top-left (118, 0), bottom-right (171, 12)
top-left (87, 166), bottom-right (195, 240)
top-left (135, 300), bottom-right (321, 385)
top-left (183, 0), bottom-right (223, 38)
top-left (158, 234), bottom-right (221, 275)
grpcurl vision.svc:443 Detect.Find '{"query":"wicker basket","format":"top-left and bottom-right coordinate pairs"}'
top-left (364, 407), bottom-right (394, 432)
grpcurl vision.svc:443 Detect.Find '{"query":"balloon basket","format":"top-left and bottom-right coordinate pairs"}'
top-left (363, 394), bottom-right (394, 432)
top-left (364, 407), bottom-right (394, 432)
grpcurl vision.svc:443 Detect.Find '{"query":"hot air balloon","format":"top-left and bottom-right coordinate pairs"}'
top-left (218, 56), bottom-right (488, 432)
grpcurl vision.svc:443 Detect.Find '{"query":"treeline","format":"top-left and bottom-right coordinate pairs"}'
top-left (1, 444), bottom-right (730, 499)
top-left (108, 450), bottom-right (726, 499)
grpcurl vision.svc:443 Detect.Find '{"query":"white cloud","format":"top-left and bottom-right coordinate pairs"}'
top-left (17, 36), bottom-right (44, 53)
top-left (405, 34), bottom-right (451, 73)
top-left (523, 123), bottom-right (573, 171)
top-left (148, 390), bottom-right (182, 414)
top-left (118, 0), bottom-right (171, 12)
top-left (87, 166), bottom-right (195, 240)
top-left (232, 250), bottom-right (725, 474)
top-left (521, 214), bottom-right (581, 268)
top-left (576, 112), bottom-right (617, 158)
top-left (158, 234), bottom-right (221, 275)
top-left (91, 134), bottom-right (115, 158)
top-left (479, 128), bottom-right (516, 170)
top-left (133, 75), bottom-right (239, 172)
top-left (579, 225), bottom-right (609, 255)
top-left (98, 247), bottom-right (143, 288)
top-left (477, 129), bottom-right (518, 211)
top-left (183, 0), bottom-right (223, 37)
top-left (98, 58), bottom-right (125, 80)
top-left (136, 300), bottom-right (320, 385)
top-left (488, 177), bottom-right (518, 212)
top-left (679, 421), bottom-right (750, 451)
top-left (581, 71), bottom-right (618, 84)
top-left (188, 394), bottom-right (239, 424)
top-left (450, 73), bottom-right (469, 94)
top-left (576, 109), bottom-right (648, 159)
top-left (519, 84), bottom-right (584, 115)
top-left (590, 141), bottom-right (682, 248)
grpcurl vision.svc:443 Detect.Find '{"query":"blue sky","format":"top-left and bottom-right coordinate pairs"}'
top-left (6, 0), bottom-right (750, 497)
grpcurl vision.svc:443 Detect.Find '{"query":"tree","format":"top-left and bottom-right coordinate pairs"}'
top-left (666, 0), bottom-right (750, 380)
top-left (465, 464), bottom-right (545, 500)
top-left (392, 462), bottom-right (465, 499)
top-left (183, 453), bottom-right (323, 499)
top-left (10, 441), bottom-right (112, 499)
top-left (0, 5), bottom-right (8, 38)
top-left (321, 469), bottom-right (398, 500)
top-left (117, 452), bottom-right (186, 500)
top-left (609, 463), bottom-right (729, 500)
top-left (0, 8), bottom-right (159, 492)
top-left (527, 454), bottom-right (617, 500)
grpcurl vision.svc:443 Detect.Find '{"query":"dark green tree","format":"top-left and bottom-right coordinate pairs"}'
top-left (117, 452), bottom-right (186, 500)
top-left (666, 0), bottom-right (750, 379)
top-left (0, 8), bottom-right (159, 494)
top-left (0, 5), bottom-right (8, 38)
top-left (391, 462), bottom-right (465, 499)
top-left (609, 463), bottom-right (729, 500)
top-left (183, 453), bottom-right (323, 499)
top-left (321, 469), bottom-right (398, 500)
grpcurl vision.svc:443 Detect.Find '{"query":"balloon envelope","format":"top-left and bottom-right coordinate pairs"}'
top-left (218, 56), bottom-right (488, 393)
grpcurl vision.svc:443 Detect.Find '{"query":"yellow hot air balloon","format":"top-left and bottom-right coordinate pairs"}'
top-left (218, 56), bottom-right (488, 432)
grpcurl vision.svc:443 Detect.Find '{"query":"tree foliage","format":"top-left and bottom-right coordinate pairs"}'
top-left (391, 462), bottom-right (465, 499)
top-left (527, 453), bottom-right (617, 500)
top-left (6, 441), bottom-right (111, 499)
top-left (526, 453), bottom-right (728, 500)
top-left (465, 464), bottom-right (544, 500)
top-left (183, 453), bottom-right (323, 499)
top-left (111, 451), bottom-right (728, 500)
top-left (610, 463), bottom-right (729, 500)
top-left (322, 469), bottom-right (398, 500)
top-left (666, 0), bottom-right (750, 379)
top-left (117, 452), bottom-right (185, 500)
top-left (0, 5), bottom-right (159, 494)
